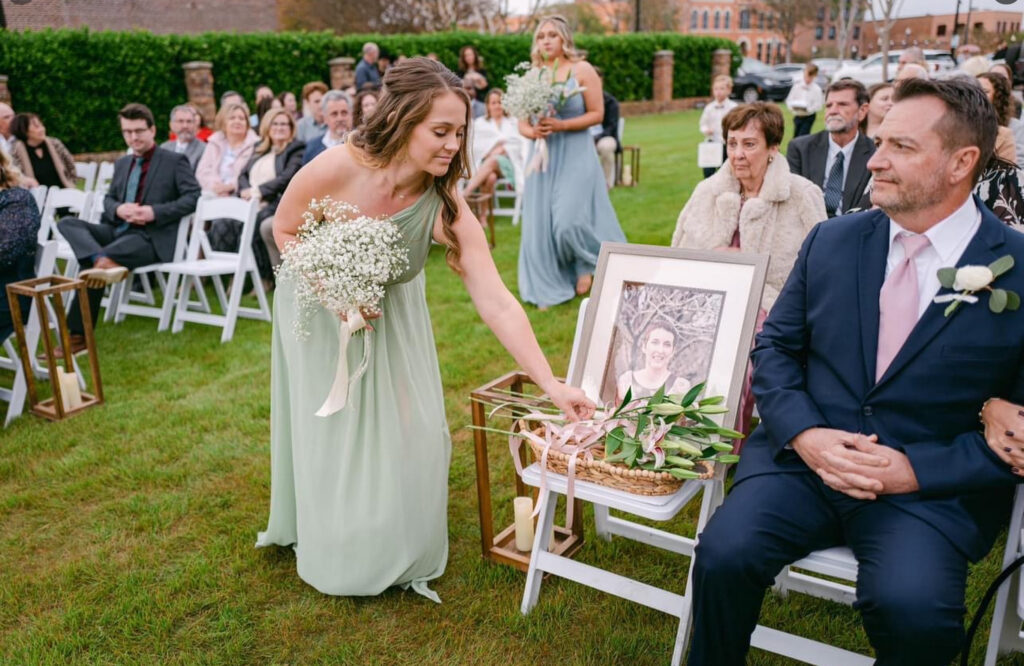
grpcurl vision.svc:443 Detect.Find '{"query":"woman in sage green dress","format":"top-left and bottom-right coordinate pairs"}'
top-left (256, 58), bottom-right (594, 602)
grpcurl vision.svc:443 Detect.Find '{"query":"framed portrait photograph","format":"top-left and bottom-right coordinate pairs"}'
top-left (570, 244), bottom-right (768, 425)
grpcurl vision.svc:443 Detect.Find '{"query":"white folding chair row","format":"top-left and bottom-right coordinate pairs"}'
top-left (160, 196), bottom-right (271, 342)
top-left (0, 241), bottom-right (85, 426)
top-left (37, 187), bottom-right (95, 287)
top-left (29, 185), bottom-right (48, 212)
top-left (94, 161), bottom-right (114, 196)
top-left (492, 139), bottom-right (525, 226)
top-left (985, 485), bottom-right (1024, 664)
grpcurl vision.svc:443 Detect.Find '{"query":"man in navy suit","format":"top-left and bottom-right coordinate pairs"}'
top-left (688, 77), bottom-right (1024, 665)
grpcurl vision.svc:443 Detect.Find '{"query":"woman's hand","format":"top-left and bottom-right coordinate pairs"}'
top-left (537, 117), bottom-right (564, 135)
top-left (546, 383), bottom-right (596, 422)
top-left (213, 182), bottom-right (235, 197)
top-left (981, 398), bottom-right (1024, 474)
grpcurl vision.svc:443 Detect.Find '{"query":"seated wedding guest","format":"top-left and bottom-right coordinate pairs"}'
top-left (978, 72), bottom-right (1018, 164)
top-left (987, 64), bottom-right (1024, 158)
top-left (864, 82), bottom-right (893, 139)
top-left (254, 96), bottom-right (281, 129)
top-left (976, 156), bottom-right (1024, 227)
top-left (250, 84), bottom-right (274, 128)
top-left (302, 90), bottom-right (352, 165)
top-left (160, 104), bottom-right (206, 171)
top-left (673, 102), bottom-right (826, 434)
top-left (785, 63), bottom-right (824, 138)
top-left (9, 112), bottom-right (75, 189)
top-left (220, 90), bottom-right (246, 109)
top-left (615, 319), bottom-right (691, 403)
top-left (56, 103), bottom-right (199, 355)
top-left (462, 73), bottom-right (487, 119)
top-left (687, 77), bottom-right (1024, 666)
top-left (590, 68), bottom-right (621, 189)
top-left (0, 151), bottom-right (39, 342)
top-left (895, 63), bottom-right (929, 81)
top-left (0, 103), bottom-right (14, 155)
top-left (698, 74), bottom-right (737, 179)
top-left (230, 108), bottom-right (305, 290)
top-left (195, 102), bottom-right (258, 197)
top-left (355, 42), bottom-right (381, 91)
top-left (461, 89), bottom-right (523, 198)
top-left (457, 45), bottom-right (489, 93)
top-left (352, 89), bottom-right (380, 129)
top-left (277, 90), bottom-right (300, 122)
top-left (896, 45), bottom-right (926, 73)
top-left (787, 80), bottom-right (874, 218)
top-left (295, 81), bottom-right (327, 143)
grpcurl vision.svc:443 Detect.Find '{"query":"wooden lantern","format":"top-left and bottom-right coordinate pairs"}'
top-left (470, 371), bottom-right (584, 572)
top-left (6, 275), bottom-right (103, 420)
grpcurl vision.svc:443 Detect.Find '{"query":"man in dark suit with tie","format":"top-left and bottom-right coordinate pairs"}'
top-left (786, 79), bottom-right (875, 218)
top-left (688, 78), bottom-right (1024, 665)
top-left (57, 103), bottom-right (200, 354)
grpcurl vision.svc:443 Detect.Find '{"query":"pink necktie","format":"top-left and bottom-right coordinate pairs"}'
top-left (876, 233), bottom-right (932, 381)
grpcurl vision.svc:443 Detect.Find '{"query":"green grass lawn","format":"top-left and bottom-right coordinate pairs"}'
top-left (2, 109), bottom-right (1021, 665)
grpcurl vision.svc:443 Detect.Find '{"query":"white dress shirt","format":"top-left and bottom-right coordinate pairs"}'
top-left (885, 195), bottom-right (981, 319)
top-left (823, 134), bottom-right (860, 216)
top-left (698, 98), bottom-right (738, 144)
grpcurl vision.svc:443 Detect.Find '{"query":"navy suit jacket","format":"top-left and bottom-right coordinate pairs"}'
top-left (786, 131), bottom-right (875, 216)
top-left (737, 197), bottom-right (1024, 561)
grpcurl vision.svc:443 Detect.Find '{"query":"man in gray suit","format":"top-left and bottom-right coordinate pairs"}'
top-left (57, 103), bottom-right (200, 354)
top-left (786, 80), bottom-right (875, 218)
top-left (160, 104), bottom-right (205, 171)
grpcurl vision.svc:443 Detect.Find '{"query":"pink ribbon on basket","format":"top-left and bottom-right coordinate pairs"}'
top-left (508, 411), bottom-right (628, 529)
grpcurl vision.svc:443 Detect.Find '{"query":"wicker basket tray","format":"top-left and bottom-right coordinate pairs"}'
top-left (527, 434), bottom-right (713, 496)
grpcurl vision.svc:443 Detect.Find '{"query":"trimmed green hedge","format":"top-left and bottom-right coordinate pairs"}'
top-left (0, 29), bottom-right (739, 153)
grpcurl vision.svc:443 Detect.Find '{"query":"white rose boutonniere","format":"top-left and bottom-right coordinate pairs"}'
top-left (933, 254), bottom-right (1019, 316)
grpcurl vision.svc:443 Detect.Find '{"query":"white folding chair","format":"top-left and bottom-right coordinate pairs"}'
top-left (94, 161), bottom-right (114, 196)
top-left (985, 485), bottom-right (1024, 664)
top-left (74, 161), bottom-right (98, 191)
top-left (104, 214), bottom-right (202, 325)
top-left (29, 185), bottom-right (48, 213)
top-left (161, 197), bottom-right (270, 342)
top-left (1, 241), bottom-right (58, 426)
top-left (37, 187), bottom-right (94, 279)
top-left (492, 136), bottom-right (526, 227)
top-left (518, 299), bottom-right (728, 666)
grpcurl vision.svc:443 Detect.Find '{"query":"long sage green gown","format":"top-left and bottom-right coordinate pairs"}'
top-left (256, 189), bottom-right (449, 603)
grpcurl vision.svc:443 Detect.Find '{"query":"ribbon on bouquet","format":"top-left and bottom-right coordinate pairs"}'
top-left (315, 308), bottom-right (373, 417)
top-left (525, 136), bottom-right (550, 175)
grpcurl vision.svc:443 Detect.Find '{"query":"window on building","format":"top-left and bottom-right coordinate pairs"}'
top-left (853, 25), bottom-right (860, 39)
top-left (757, 42), bottom-right (763, 60)
top-left (776, 43), bottom-right (783, 61)
top-left (739, 9), bottom-right (750, 30)
top-left (937, 24), bottom-right (946, 37)
top-left (828, 25), bottom-right (836, 40)
top-left (758, 12), bottom-right (764, 30)
top-left (691, 9), bottom-right (698, 30)
top-left (725, 11), bottom-right (731, 30)
top-left (817, 6), bottom-right (825, 21)
top-left (703, 10), bottom-right (708, 29)
top-left (767, 14), bottom-right (774, 30)
top-left (714, 10), bottom-right (720, 30)
top-left (815, 25), bottom-right (824, 40)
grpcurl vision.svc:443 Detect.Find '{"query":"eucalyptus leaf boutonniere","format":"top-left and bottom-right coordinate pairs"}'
top-left (933, 254), bottom-right (1019, 316)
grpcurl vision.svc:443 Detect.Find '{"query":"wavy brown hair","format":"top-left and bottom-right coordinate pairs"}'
top-left (349, 57), bottom-right (471, 272)
top-left (979, 72), bottom-right (1013, 127)
top-left (0, 148), bottom-right (23, 189)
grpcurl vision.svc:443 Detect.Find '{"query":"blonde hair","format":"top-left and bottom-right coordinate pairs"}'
top-left (712, 74), bottom-right (734, 90)
top-left (484, 88), bottom-right (507, 120)
top-left (214, 102), bottom-right (250, 134)
top-left (256, 108), bottom-right (295, 154)
top-left (531, 15), bottom-right (581, 67)
top-left (349, 57), bottom-right (471, 273)
top-left (0, 148), bottom-right (23, 189)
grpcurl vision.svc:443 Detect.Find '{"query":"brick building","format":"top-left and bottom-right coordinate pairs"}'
top-left (679, 0), bottom-right (788, 64)
top-left (858, 10), bottom-right (1022, 57)
top-left (1, 0), bottom-right (279, 33)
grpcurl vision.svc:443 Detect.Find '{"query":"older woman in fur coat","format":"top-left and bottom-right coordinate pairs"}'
top-left (672, 103), bottom-right (826, 312)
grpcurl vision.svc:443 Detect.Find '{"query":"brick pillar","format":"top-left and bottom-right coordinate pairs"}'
top-left (653, 50), bottom-right (674, 103)
top-left (182, 61), bottom-right (215, 127)
top-left (329, 57), bottom-right (356, 91)
top-left (712, 49), bottom-right (733, 81)
top-left (0, 76), bottom-right (10, 105)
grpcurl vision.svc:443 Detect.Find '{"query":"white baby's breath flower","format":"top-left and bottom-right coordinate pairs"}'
top-left (276, 197), bottom-right (409, 340)
top-left (953, 265), bottom-right (995, 292)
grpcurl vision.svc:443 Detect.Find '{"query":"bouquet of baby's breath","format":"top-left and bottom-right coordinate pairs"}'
top-left (277, 197), bottom-right (409, 416)
top-left (502, 60), bottom-right (584, 173)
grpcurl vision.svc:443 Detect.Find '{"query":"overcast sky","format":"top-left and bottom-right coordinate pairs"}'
top-left (506, 0), bottom-right (1024, 19)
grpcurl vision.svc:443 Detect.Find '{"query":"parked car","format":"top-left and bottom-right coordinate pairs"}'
top-left (810, 57), bottom-right (853, 81)
top-left (772, 63), bottom-right (830, 90)
top-left (831, 49), bottom-right (957, 86)
top-left (732, 58), bottom-right (793, 103)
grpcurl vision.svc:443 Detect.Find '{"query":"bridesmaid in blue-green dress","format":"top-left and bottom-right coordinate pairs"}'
top-left (256, 58), bottom-right (594, 602)
top-left (518, 15), bottom-right (626, 309)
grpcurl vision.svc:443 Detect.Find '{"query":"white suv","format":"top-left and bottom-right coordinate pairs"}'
top-left (831, 49), bottom-right (956, 86)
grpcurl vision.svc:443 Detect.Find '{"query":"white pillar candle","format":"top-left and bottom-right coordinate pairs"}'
top-left (56, 367), bottom-right (83, 412)
top-left (513, 496), bottom-right (534, 552)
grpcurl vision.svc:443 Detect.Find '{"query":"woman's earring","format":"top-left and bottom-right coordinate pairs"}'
top-left (768, 156), bottom-right (773, 163)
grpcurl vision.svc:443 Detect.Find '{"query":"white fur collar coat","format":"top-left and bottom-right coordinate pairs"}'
top-left (671, 155), bottom-right (827, 311)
